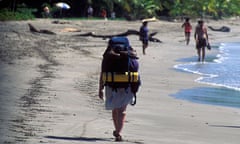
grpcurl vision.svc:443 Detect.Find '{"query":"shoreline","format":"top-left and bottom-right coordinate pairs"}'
top-left (173, 39), bottom-right (240, 109)
top-left (0, 18), bottom-right (240, 144)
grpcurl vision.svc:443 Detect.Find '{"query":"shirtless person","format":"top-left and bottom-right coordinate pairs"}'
top-left (194, 20), bottom-right (209, 62)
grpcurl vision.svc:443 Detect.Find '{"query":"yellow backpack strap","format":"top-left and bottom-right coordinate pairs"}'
top-left (111, 72), bottom-right (114, 83)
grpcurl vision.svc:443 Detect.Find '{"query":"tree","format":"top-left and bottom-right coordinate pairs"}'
top-left (167, 0), bottom-right (240, 19)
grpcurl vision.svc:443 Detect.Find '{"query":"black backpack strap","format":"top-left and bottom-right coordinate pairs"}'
top-left (111, 72), bottom-right (114, 83)
top-left (127, 49), bottom-right (131, 83)
top-left (131, 93), bottom-right (137, 106)
top-left (127, 50), bottom-right (137, 106)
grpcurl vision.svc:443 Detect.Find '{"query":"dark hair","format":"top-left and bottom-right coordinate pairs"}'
top-left (198, 20), bottom-right (204, 24)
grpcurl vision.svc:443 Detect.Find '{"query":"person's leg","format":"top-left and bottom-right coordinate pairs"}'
top-left (202, 47), bottom-right (205, 62)
top-left (112, 106), bottom-right (127, 141)
top-left (186, 32), bottom-right (190, 45)
top-left (197, 48), bottom-right (201, 62)
top-left (184, 32), bottom-right (187, 41)
top-left (142, 43), bottom-right (147, 55)
top-left (142, 44), bottom-right (144, 55)
top-left (112, 109), bottom-right (119, 133)
top-left (117, 106), bottom-right (127, 134)
top-left (196, 41), bottom-right (201, 61)
top-left (142, 39), bottom-right (148, 55)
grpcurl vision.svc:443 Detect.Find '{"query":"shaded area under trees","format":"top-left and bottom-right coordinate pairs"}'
top-left (0, 0), bottom-right (240, 20)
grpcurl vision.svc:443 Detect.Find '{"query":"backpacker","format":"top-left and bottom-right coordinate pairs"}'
top-left (101, 37), bottom-right (141, 104)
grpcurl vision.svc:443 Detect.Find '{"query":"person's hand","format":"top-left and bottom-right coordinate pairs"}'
top-left (99, 89), bottom-right (104, 100)
top-left (195, 39), bottom-right (199, 44)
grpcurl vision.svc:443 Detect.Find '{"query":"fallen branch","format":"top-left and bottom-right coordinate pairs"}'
top-left (27, 23), bottom-right (162, 43)
top-left (52, 20), bottom-right (71, 24)
top-left (28, 23), bottom-right (56, 35)
top-left (74, 29), bottom-right (162, 43)
top-left (208, 26), bottom-right (230, 32)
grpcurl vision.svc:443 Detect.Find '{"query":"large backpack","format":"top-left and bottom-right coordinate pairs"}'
top-left (101, 37), bottom-right (141, 105)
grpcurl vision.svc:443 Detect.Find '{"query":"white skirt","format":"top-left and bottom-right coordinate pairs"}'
top-left (105, 86), bottom-right (134, 110)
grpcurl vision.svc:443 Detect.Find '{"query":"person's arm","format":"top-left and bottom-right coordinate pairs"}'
top-left (204, 27), bottom-right (208, 40)
top-left (194, 27), bottom-right (197, 40)
top-left (181, 23), bottom-right (185, 28)
top-left (99, 72), bottom-right (104, 100)
top-left (99, 59), bottom-right (105, 100)
top-left (194, 27), bottom-right (199, 44)
top-left (204, 27), bottom-right (209, 45)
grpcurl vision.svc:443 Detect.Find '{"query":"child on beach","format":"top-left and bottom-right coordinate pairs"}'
top-left (181, 17), bottom-right (192, 45)
top-left (194, 20), bottom-right (209, 62)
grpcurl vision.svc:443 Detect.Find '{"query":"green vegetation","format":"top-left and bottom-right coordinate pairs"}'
top-left (0, 0), bottom-right (239, 21)
top-left (0, 4), bottom-right (36, 21)
top-left (111, 0), bottom-right (240, 19)
top-left (168, 0), bottom-right (240, 19)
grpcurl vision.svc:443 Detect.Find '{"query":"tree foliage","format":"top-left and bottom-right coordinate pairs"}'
top-left (167, 0), bottom-right (240, 19)
top-left (0, 0), bottom-right (239, 20)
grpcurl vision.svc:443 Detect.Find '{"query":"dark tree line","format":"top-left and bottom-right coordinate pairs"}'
top-left (1, 0), bottom-right (240, 19)
top-left (0, 0), bottom-right (90, 17)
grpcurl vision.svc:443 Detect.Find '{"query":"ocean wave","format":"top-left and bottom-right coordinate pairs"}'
top-left (174, 42), bottom-right (240, 92)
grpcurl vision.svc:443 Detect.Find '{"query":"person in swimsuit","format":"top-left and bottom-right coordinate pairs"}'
top-left (194, 20), bottom-right (209, 62)
top-left (181, 17), bottom-right (192, 45)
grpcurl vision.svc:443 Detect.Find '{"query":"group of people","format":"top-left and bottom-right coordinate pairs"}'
top-left (98, 18), bottom-right (211, 142)
top-left (182, 18), bottom-right (210, 62)
top-left (88, 6), bottom-right (116, 20)
top-left (139, 18), bottom-right (210, 62)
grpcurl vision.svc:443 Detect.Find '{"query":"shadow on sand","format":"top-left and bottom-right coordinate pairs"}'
top-left (209, 125), bottom-right (240, 129)
top-left (45, 135), bottom-right (112, 142)
top-left (45, 135), bottom-right (145, 143)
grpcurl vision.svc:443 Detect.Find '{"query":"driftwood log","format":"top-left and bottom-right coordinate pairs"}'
top-left (27, 23), bottom-right (162, 42)
top-left (74, 30), bottom-right (162, 43)
top-left (28, 23), bottom-right (56, 35)
top-left (208, 26), bottom-right (230, 32)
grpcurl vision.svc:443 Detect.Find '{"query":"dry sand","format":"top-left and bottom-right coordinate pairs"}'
top-left (0, 18), bottom-right (240, 144)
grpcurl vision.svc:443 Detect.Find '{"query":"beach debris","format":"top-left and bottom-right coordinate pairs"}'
top-left (27, 23), bottom-right (162, 43)
top-left (52, 20), bottom-right (71, 24)
top-left (28, 23), bottom-right (56, 35)
top-left (208, 26), bottom-right (230, 32)
top-left (75, 30), bottom-right (162, 43)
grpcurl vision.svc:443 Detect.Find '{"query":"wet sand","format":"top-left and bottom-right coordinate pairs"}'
top-left (0, 18), bottom-right (240, 144)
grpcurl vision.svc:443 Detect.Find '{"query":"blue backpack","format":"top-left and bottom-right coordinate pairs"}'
top-left (109, 37), bottom-right (130, 52)
top-left (102, 37), bottom-right (141, 105)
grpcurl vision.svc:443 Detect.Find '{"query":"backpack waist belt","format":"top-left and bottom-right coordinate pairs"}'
top-left (102, 72), bottom-right (139, 83)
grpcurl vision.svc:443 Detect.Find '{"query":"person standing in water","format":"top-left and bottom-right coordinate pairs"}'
top-left (194, 20), bottom-right (209, 62)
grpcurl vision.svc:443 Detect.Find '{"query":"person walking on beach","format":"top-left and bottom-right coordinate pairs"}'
top-left (98, 37), bottom-right (140, 142)
top-left (139, 21), bottom-right (149, 55)
top-left (194, 20), bottom-right (209, 62)
top-left (181, 17), bottom-right (192, 45)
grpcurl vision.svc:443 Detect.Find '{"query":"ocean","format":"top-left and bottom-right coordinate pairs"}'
top-left (173, 42), bottom-right (240, 108)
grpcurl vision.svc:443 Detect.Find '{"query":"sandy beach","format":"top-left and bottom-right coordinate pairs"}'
top-left (0, 18), bottom-right (240, 144)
